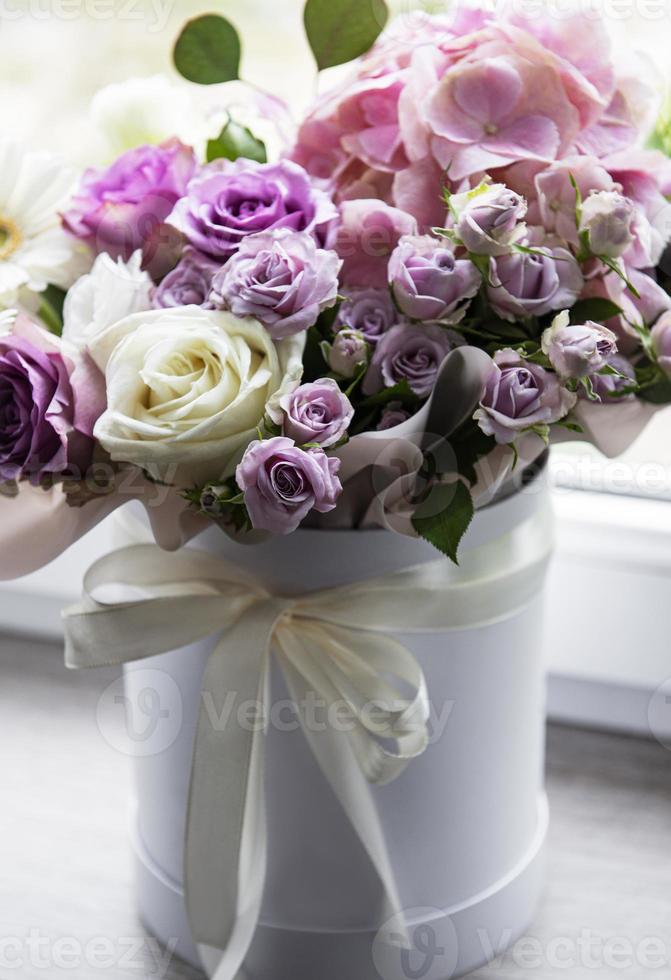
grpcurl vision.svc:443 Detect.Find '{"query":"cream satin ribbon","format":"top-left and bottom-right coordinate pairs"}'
top-left (62, 499), bottom-right (553, 980)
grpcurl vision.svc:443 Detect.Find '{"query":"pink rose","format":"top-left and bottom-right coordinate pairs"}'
top-left (334, 200), bottom-right (418, 288)
top-left (604, 150), bottom-right (671, 269)
top-left (535, 156), bottom-right (614, 245)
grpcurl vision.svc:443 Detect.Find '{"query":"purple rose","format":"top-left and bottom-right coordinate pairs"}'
top-left (587, 354), bottom-right (636, 402)
top-left (487, 247), bottom-right (583, 322)
top-left (579, 191), bottom-right (635, 259)
top-left (651, 311), bottom-right (671, 377)
top-left (541, 310), bottom-right (618, 379)
top-left (279, 378), bottom-right (354, 447)
top-left (474, 349), bottom-right (577, 444)
top-left (210, 230), bottom-right (341, 339)
top-left (388, 235), bottom-right (480, 322)
top-left (236, 436), bottom-right (342, 534)
top-left (167, 159), bottom-right (336, 260)
top-left (335, 288), bottom-right (398, 346)
top-left (328, 329), bottom-right (369, 378)
top-left (0, 316), bottom-right (105, 484)
top-left (63, 138), bottom-right (197, 261)
top-left (152, 248), bottom-right (221, 309)
top-left (363, 323), bottom-right (455, 399)
top-left (377, 401), bottom-right (411, 430)
top-left (451, 183), bottom-right (527, 256)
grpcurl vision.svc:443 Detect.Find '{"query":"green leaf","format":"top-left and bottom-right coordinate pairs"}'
top-left (470, 251), bottom-right (494, 283)
top-left (447, 420), bottom-right (497, 485)
top-left (569, 297), bottom-right (622, 324)
top-left (39, 284), bottom-right (66, 337)
top-left (358, 379), bottom-right (418, 410)
top-left (412, 480), bottom-right (474, 565)
top-left (302, 325), bottom-right (332, 381)
top-left (304, 0), bottom-right (389, 70)
top-left (640, 377), bottom-right (671, 405)
top-left (174, 15), bottom-right (241, 85)
top-left (207, 117), bottom-right (267, 164)
top-left (600, 255), bottom-right (640, 299)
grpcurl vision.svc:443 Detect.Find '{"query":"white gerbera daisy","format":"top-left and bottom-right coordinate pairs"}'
top-left (0, 140), bottom-right (90, 308)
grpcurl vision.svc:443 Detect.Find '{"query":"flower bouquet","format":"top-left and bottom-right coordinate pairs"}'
top-left (2, 1), bottom-right (671, 977)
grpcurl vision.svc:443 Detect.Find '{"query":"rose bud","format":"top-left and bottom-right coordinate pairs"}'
top-left (579, 191), bottom-right (636, 259)
top-left (541, 310), bottom-right (618, 379)
top-left (377, 402), bottom-right (411, 430)
top-left (451, 182), bottom-right (527, 255)
top-left (328, 329), bottom-right (369, 378)
top-left (153, 248), bottom-right (221, 309)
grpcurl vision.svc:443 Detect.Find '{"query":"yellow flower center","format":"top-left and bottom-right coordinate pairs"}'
top-left (0, 217), bottom-right (22, 260)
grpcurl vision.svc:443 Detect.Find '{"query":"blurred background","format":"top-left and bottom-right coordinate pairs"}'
top-left (3, 0), bottom-right (671, 157)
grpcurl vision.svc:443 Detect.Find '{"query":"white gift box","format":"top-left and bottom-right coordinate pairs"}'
top-left (120, 478), bottom-right (551, 980)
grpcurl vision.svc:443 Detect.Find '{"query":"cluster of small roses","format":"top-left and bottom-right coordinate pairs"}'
top-left (302, 164), bottom-right (669, 450)
top-left (63, 147), bottom-right (343, 340)
top-left (290, 2), bottom-right (671, 449)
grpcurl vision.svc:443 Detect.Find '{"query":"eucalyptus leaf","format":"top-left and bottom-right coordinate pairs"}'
top-left (207, 118), bottom-right (267, 164)
top-left (304, 0), bottom-right (389, 70)
top-left (174, 15), bottom-right (241, 85)
top-left (412, 480), bottom-right (474, 565)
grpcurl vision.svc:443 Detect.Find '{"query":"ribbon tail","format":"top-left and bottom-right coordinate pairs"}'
top-left (200, 671), bottom-right (268, 980)
top-left (185, 602), bottom-right (283, 980)
top-left (279, 657), bottom-right (409, 943)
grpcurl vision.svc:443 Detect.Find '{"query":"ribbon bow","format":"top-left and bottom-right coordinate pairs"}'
top-left (63, 501), bottom-right (552, 979)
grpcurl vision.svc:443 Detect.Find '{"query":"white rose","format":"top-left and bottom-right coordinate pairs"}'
top-left (92, 306), bottom-right (304, 485)
top-left (91, 76), bottom-right (196, 157)
top-left (63, 250), bottom-right (153, 359)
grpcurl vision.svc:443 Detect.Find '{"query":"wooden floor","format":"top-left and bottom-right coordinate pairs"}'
top-left (1, 634), bottom-right (670, 979)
